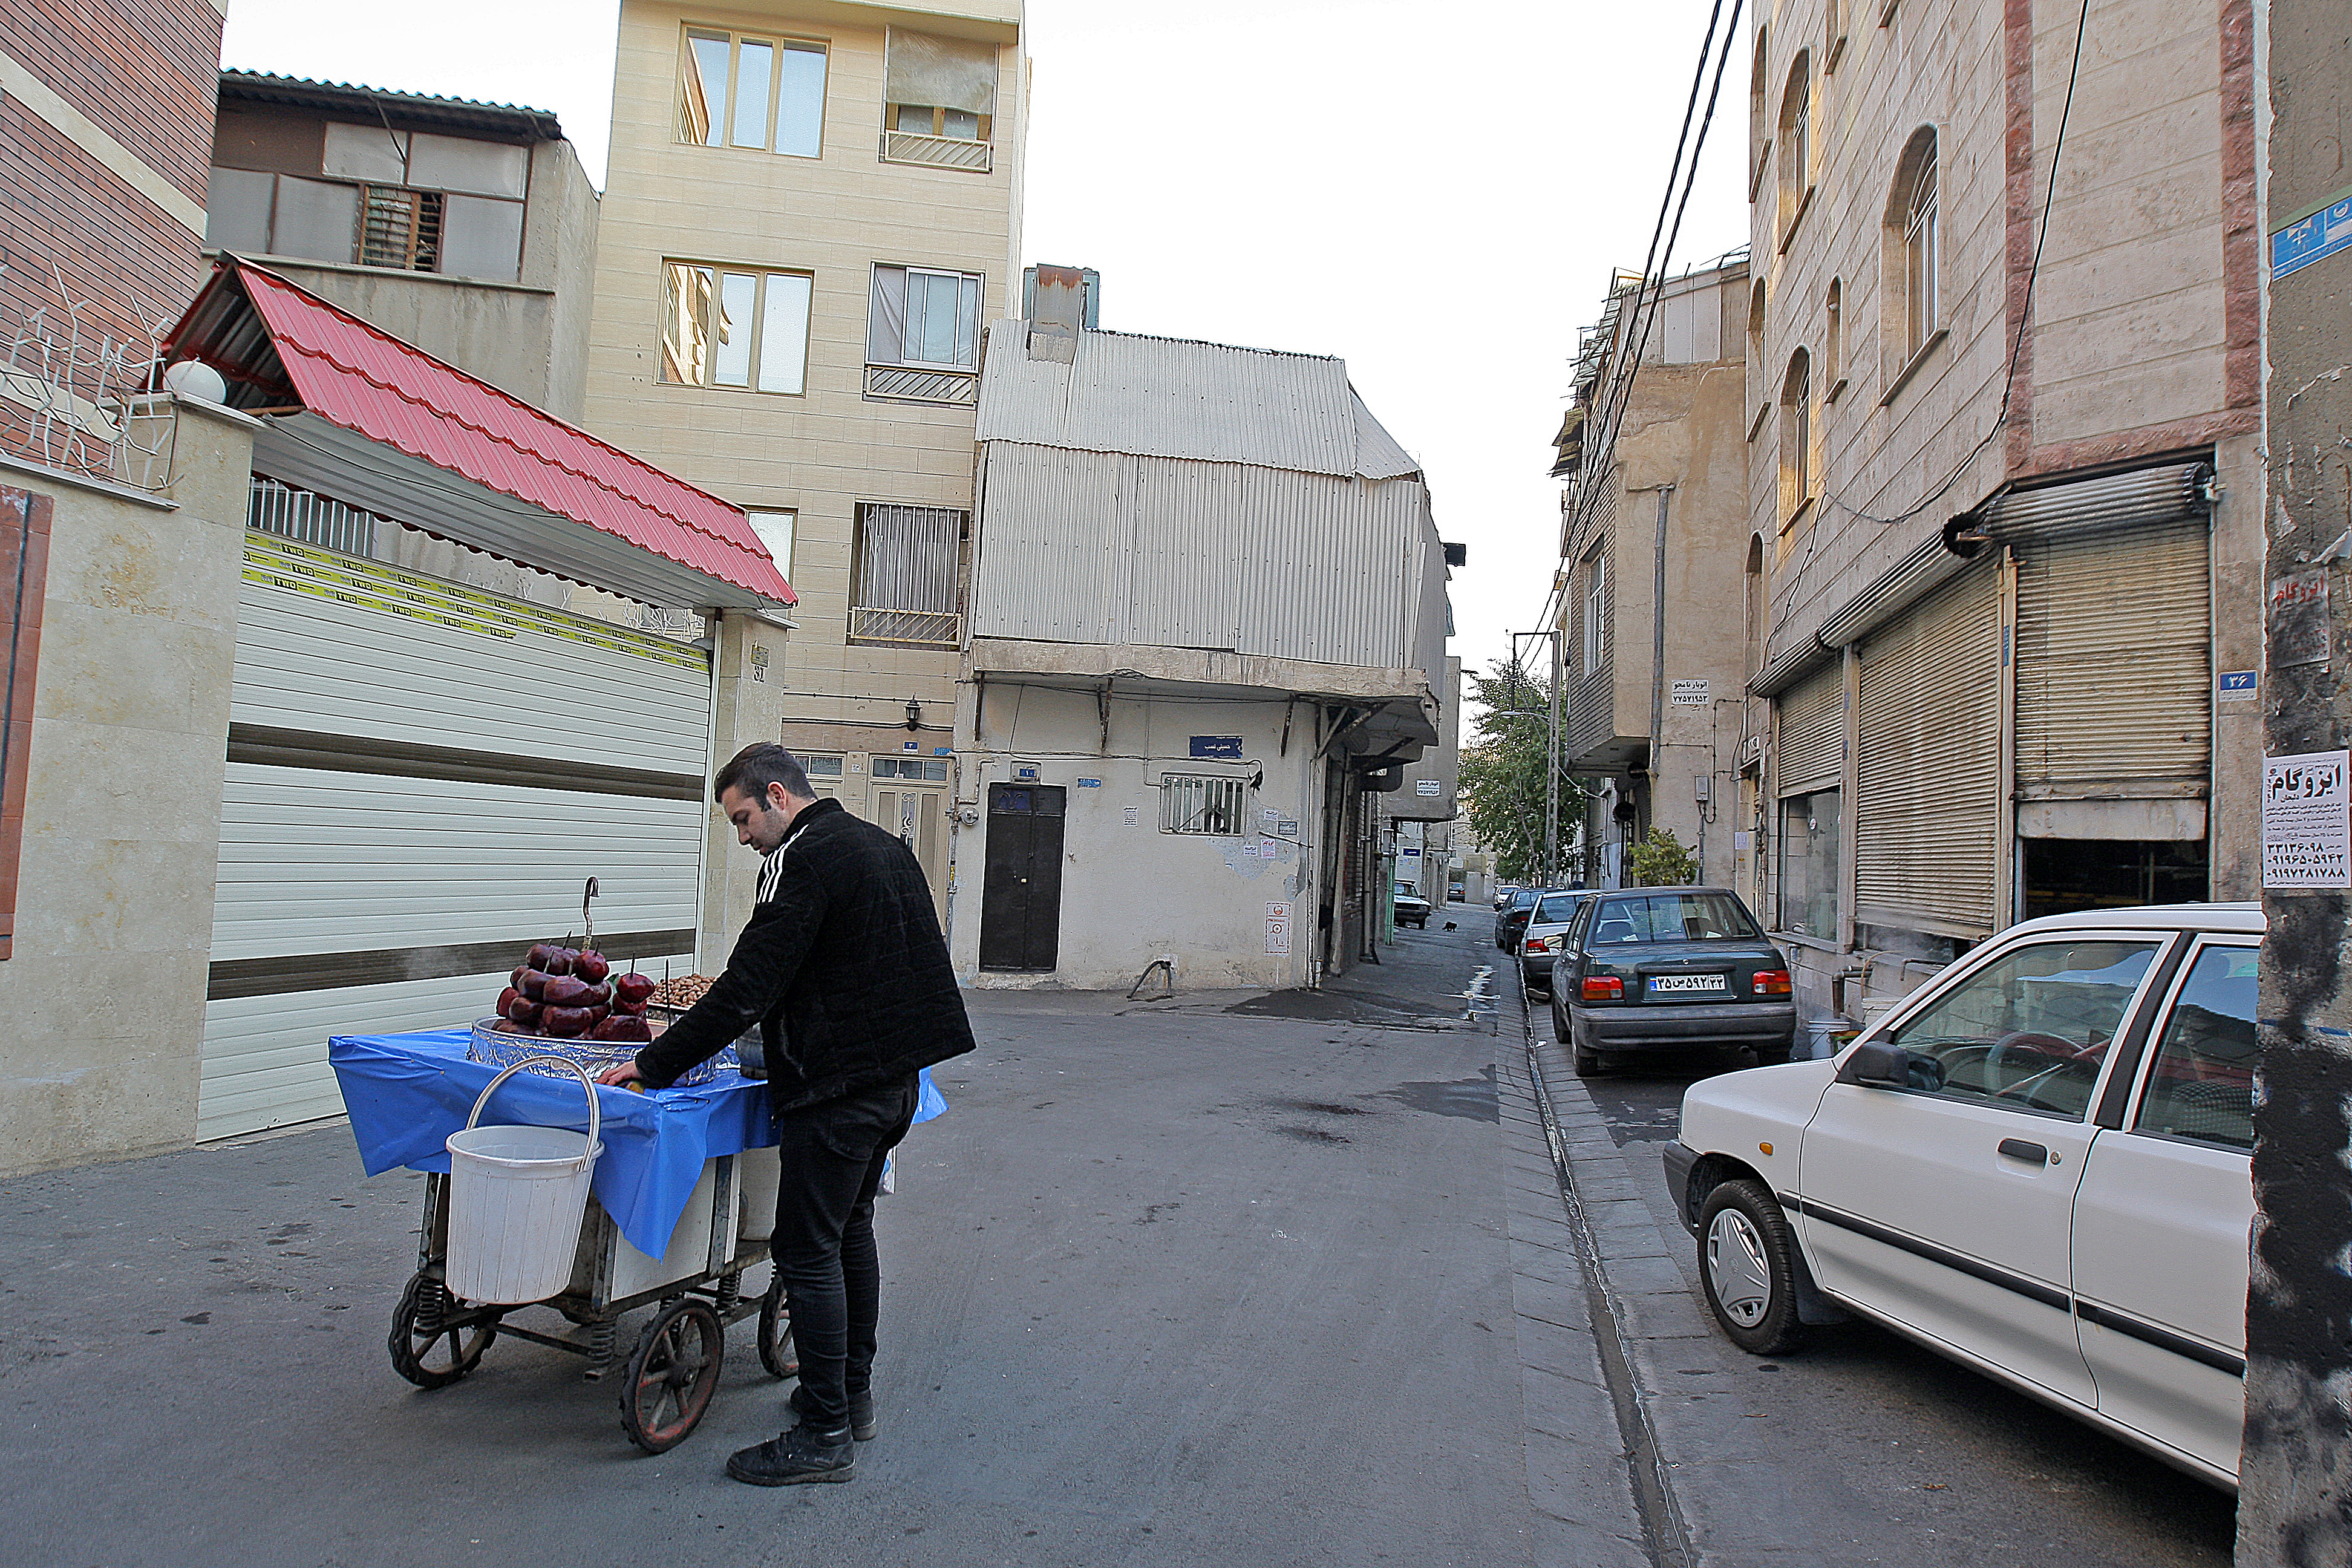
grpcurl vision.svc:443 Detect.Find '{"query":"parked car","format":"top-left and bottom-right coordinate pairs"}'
top-left (1493, 884), bottom-right (1520, 910)
top-left (1493, 886), bottom-right (1544, 950)
top-left (1550, 887), bottom-right (1794, 1073)
top-left (1664, 903), bottom-right (2258, 1490)
top-left (1517, 889), bottom-right (1596, 994)
top-left (1446, 887), bottom-right (1466, 903)
top-left (1391, 883), bottom-right (1432, 929)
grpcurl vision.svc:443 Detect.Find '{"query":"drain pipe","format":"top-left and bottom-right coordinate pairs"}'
top-left (1646, 485), bottom-right (1674, 814)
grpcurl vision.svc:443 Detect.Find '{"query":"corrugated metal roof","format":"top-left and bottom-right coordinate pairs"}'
top-left (217, 70), bottom-right (563, 141)
top-left (975, 324), bottom-right (1422, 481)
top-left (173, 260), bottom-right (792, 606)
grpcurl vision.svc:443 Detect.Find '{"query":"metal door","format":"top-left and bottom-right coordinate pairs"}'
top-left (979, 783), bottom-right (1064, 972)
top-left (874, 785), bottom-right (948, 923)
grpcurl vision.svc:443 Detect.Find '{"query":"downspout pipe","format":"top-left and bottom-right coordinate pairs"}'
top-left (1647, 485), bottom-right (1674, 814)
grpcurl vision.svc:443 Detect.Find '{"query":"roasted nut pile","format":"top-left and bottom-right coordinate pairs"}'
top-left (648, 975), bottom-right (717, 1009)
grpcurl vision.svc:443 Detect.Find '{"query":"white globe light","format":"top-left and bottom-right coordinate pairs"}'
top-left (163, 359), bottom-right (227, 404)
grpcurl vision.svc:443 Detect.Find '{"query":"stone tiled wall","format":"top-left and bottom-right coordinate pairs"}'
top-left (586, 1), bottom-right (1021, 959)
top-left (0, 399), bottom-right (254, 1175)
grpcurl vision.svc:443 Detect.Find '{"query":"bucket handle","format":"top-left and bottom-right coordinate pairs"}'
top-left (465, 1056), bottom-right (602, 1154)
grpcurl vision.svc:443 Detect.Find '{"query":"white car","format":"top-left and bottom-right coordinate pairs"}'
top-left (1664, 903), bottom-right (2256, 1489)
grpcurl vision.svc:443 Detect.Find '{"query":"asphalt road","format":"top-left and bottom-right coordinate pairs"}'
top-left (0, 923), bottom-right (2238, 1566)
top-left (1524, 969), bottom-right (2241, 1567)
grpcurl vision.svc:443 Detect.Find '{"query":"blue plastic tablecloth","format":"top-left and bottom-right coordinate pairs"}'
top-left (329, 1028), bottom-right (945, 1258)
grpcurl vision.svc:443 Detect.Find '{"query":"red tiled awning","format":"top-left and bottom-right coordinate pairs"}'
top-left (169, 259), bottom-right (794, 609)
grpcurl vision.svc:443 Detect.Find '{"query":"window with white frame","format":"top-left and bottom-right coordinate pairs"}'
top-left (1882, 128), bottom-right (1941, 386)
top-left (679, 28), bottom-right (826, 157)
top-left (661, 261), bottom-right (812, 395)
top-left (1781, 348), bottom-right (1813, 523)
top-left (849, 503), bottom-right (965, 647)
top-left (1160, 775), bottom-right (1247, 835)
top-left (1778, 53), bottom-right (1812, 244)
top-left (872, 756), bottom-right (951, 781)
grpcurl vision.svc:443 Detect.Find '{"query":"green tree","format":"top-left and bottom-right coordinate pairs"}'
top-left (1628, 825), bottom-right (1698, 886)
top-left (1457, 657), bottom-right (1586, 884)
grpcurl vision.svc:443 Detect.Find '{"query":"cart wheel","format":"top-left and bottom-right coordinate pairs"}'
top-left (757, 1273), bottom-right (799, 1379)
top-left (388, 1271), bottom-right (496, 1389)
top-left (621, 1299), bottom-right (724, 1454)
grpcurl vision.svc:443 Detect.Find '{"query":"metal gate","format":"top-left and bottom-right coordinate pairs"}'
top-left (978, 783), bottom-right (1064, 972)
top-left (1853, 560), bottom-right (2002, 935)
top-left (200, 535), bottom-right (710, 1139)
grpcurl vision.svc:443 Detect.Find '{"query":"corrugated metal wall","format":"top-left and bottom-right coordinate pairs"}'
top-left (973, 443), bottom-right (1436, 670)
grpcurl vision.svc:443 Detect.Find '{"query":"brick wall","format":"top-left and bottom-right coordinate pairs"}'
top-left (0, 97), bottom-right (208, 378)
top-left (0, 0), bottom-right (221, 206)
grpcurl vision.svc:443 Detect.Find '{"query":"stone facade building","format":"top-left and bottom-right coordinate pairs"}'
top-left (1551, 256), bottom-right (1754, 893)
top-left (1745, 0), bottom-right (2261, 1021)
top-left (580, 0), bottom-right (1024, 953)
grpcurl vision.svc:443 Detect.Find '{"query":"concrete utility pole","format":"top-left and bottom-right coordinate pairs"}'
top-left (2244, 7), bottom-right (2352, 1560)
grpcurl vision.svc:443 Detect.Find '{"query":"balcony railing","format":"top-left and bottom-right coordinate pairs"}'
top-left (863, 364), bottom-right (978, 405)
top-left (849, 606), bottom-right (961, 648)
top-left (880, 130), bottom-right (991, 172)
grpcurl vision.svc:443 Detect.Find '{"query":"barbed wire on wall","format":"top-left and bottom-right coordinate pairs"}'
top-left (0, 260), bottom-right (175, 491)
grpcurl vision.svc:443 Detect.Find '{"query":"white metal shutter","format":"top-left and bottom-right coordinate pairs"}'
top-left (2015, 517), bottom-right (2210, 790)
top-left (1854, 560), bottom-right (2001, 934)
top-left (1775, 661), bottom-right (1844, 796)
top-left (199, 536), bottom-right (713, 1140)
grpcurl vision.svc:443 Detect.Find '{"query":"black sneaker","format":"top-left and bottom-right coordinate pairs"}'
top-left (726, 1423), bottom-right (855, 1486)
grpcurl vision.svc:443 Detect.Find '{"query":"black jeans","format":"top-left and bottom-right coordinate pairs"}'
top-left (769, 1075), bottom-right (918, 1432)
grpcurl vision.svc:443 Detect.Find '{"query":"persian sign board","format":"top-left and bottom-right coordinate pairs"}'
top-left (1189, 736), bottom-right (1244, 759)
top-left (2263, 750), bottom-right (2351, 889)
top-left (1670, 679), bottom-right (1710, 707)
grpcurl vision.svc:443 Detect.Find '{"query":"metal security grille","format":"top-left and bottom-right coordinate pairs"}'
top-left (851, 503), bottom-right (964, 647)
top-left (359, 186), bottom-right (443, 271)
top-left (1854, 560), bottom-right (2001, 934)
top-left (1160, 775), bottom-right (1246, 835)
top-left (247, 476), bottom-right (378, 557)
top-left (1775, 660), bottom-right (1844, 797)
top-left (2015, 517), bottom-right (2209, 789)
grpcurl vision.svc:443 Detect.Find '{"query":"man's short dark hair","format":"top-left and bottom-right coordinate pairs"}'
top-left (714, 743), bottom-right (816, 806)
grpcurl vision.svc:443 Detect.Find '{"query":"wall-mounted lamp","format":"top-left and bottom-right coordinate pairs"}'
top-left (904, 698), bottom-right (923, 731)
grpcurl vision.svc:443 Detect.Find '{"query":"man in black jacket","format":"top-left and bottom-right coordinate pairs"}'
top-left (597, 743), bottom-right (975, 1486)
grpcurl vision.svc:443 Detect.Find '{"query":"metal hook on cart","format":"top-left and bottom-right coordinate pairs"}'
top-left (582, 876), bottom-right (601, 950)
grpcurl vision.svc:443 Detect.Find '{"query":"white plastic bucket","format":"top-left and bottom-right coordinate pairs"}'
top-left (445, 1058), bottom-right (603, 1305)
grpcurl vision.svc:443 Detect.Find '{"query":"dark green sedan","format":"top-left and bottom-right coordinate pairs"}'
top-left (1549, 887), bottom-right (1796, 1076)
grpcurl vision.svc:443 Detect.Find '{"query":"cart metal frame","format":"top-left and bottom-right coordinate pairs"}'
top-left (388, 1152), bottom-right (795, 1453)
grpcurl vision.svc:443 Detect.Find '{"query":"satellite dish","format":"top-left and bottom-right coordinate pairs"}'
top-left (163, 359), bottom-right (227, 404)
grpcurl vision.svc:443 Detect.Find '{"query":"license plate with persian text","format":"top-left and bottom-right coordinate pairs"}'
top-left (1648, 973), bottom-right (1729, 995)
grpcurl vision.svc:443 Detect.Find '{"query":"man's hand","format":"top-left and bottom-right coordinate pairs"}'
top-left (595, 1059), bottom-right (646, 1089)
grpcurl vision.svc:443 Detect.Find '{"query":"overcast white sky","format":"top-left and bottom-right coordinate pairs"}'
top-left (220, 0), bottom-right (1749, 700)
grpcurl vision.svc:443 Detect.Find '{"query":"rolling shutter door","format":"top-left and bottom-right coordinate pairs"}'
top-left (1854, 560), bottom-right (2001, 935)
top-left (2015, 517), bottom-right (2209, 802)
top-left (1775, 661), bottom-right (1844, 796)
top-left (199, 536), bottom-right (711, 1140)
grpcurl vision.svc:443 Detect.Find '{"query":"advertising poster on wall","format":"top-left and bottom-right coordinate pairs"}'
top-left (2263, 750), bottom-right (2351, 888)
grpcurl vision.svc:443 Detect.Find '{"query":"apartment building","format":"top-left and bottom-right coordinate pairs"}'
top-left (1551, 256), bottom-right (1754, 891)
top-left (955, 304), bottom-right (1448, 988)
top-left (583, 0), bottom-right (1024, 956)
top-left (1746, 0), bottom-right (2260, 1020)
